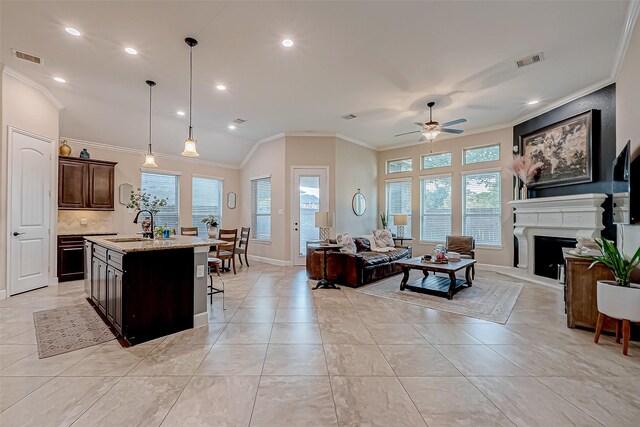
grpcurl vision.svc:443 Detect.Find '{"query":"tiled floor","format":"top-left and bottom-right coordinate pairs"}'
top-left (1, 263), bottom-right (639, 426)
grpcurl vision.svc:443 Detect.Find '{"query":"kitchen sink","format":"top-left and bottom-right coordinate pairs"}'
top-left (105, 237), bottom-right (150, 243)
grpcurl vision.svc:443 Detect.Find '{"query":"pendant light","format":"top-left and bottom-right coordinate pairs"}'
top-left (181, 37), bottom-right (199, 157)
top-left (142, 80), bottom-right (158, 167)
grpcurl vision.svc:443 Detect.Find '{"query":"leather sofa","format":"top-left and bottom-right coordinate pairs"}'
top-left (306, 237), bottom-right (412, 287)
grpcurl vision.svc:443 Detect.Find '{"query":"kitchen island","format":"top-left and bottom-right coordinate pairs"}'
top-left (84, 235), bottom-right (224, 345)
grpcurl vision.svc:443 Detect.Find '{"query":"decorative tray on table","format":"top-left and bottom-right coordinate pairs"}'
top-left (421, 255), bottom-right (448, 264)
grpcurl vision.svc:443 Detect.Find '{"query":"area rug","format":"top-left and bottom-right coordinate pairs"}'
top-left (357, 274), bottom-right (523, 324)
top-left (33, 303), bottom-right (115, 358)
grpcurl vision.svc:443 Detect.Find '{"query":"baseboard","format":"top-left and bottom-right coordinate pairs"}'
top-left (247, 255), bottom-right (293, 267)
top-left (0, 290), bottom-right (6, 300)
top-left (476, 263), bottom-right (563, 290)
top-left (193, 312), bottom-right (208, 328)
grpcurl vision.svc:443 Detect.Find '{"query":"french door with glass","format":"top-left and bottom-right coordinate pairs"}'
top-left (291, 167), bottom-right (328, 266)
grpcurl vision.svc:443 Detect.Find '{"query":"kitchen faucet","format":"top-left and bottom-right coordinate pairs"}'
top-left (133, 210), bottom-right (154, 239)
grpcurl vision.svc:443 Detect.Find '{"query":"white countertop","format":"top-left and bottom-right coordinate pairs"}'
top-left (85, 235), bottom-right (227, 253)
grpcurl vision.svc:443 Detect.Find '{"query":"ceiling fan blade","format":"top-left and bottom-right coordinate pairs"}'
top-left (418, 135), bottom-right (427, 143)
top-left (441, 128), bottom-right (464, 134)
top-left (440, 118), bottom-right (467, 127)
top-left (394, 130), bottom-right (422, 137)
top-left (413, 122), bottom-right (425, 127)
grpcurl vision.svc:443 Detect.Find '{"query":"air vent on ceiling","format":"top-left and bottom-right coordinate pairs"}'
top-left (341, 114), bottom-right (357, 120)
top-left (12, 49), bottom-right (43, 65)
top-left (233, 118), bottom-right (247, 125)
top-left (516, 52), bottom-right (544, 68)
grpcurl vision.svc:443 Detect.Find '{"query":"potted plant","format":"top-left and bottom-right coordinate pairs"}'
top-left (126, 189), bottom-right (167, 233)
top-left (380, 212), bottom-right (388, 229)
top-left (589, 238), bottom-right (640, 327)
top-left (201, 215), bottom-right (219, 238)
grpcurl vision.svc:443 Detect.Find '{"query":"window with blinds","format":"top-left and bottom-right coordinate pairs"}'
top-left (141, 171), bottom-right (180, 232)
top-left (422, 152), bottom-right (452, 169)
top-left (464, 144), bottom-right (500, 164)
top-left (251, 177), bottom-right (271, 240)
top-left (463, 171), bottom-right (501, 245)
top-left (420, 175), bottom-right (452, 242)
top-left (387, 158), bottom-right (412, 174)
top-left (385, 179), bottom-right (412, 237)
top-left (192, 176), bottom-right (223, 236)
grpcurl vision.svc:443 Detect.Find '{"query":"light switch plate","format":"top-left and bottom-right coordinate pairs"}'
top-left (196, 265), bottom-right (205, 277)
top-left (278, 209), bottom-right (284, 215)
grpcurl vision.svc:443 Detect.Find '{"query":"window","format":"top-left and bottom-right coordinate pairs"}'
top-left (464, 144), bottom-right (500, 164)
top-left (251, 177), bottom-right (271, 240)
top-left (422, 152), bottom-right (452, 169)
top-left (141, 171), bottom-right (180, 232)
top-left (385, 179), bottom-right (412, 237)
top-left (387, 158), bottom-right (412, 174)
top-left (463, 171), bottom-right (501, 245)
top-left (192, 176), bottom-right (223, 236)
top-left (420, 175), bottom-right (452, 242)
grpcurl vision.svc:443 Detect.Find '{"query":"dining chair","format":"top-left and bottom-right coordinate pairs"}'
top-left (236, 227), bottom-right (251, 267)
top-left (180, 227), bottom-right (198, 236)
top-left (207, 256), bottom-right (224, 308)
top-left (217, 229), bottom-right (238, 274)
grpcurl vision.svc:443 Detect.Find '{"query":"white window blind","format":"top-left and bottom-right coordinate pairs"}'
top-left (463, 171), bottom-right (501, 245)
top-left (252, 177), bottom-right (271, 240)
top-left (387, 158), bottom-right (412, 174)
top-left (386, 179), bottom-right (412, 237)
top-left (464, 144), bottom-right (500, 164)
top-left (192, 176), bottom-right (223, 236)
top-left (141, 171), bottom-right (180, 232)
top-left (422, 152), bottom-right (452, 169)
top-left (420, 175), bottom-right (452, 242)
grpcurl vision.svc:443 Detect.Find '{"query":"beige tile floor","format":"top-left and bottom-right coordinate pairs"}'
top-left (1, 263), bottom-right (639, 426)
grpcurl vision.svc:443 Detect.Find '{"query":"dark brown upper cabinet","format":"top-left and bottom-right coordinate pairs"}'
top-left (58, 157), bottom-right (117, 210)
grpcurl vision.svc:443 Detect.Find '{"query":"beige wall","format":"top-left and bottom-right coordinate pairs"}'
top-left (376, 127), bottom-right (514, 266)
top-left (617, 18), bottom-right (640, 257)
top-left (62, 140), bottom-right (242, 238)
top-left (1, 71), bottom-right (60, 294)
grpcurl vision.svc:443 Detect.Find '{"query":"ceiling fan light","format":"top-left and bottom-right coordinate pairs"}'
top-left (181, 137), bottom-right (199, 157)
top-left (423, 129), bottom-right (440, 142)
top-left (143, 153), bottom-right (158, 168)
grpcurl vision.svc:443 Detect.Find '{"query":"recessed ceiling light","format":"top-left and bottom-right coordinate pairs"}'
top-left (228, 124), bottom-right (236, 130)
top-left (177, 111), bottom-right (185, 116)
top-left (281, 38), bottom-right (294, 48)
top-left (216, 84), bottom-right (226, 91)
top-left (124, 47), bottom-right (138, 55)
top-left (65, 27), bottom-right (81, 37)
top-left (527, 100), bottom-right (539, 105)
top-left (53, 77), bottom-right (66, 83)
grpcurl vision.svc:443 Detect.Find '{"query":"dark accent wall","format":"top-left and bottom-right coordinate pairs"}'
top-left (512, 84), bottom-right (617, 265)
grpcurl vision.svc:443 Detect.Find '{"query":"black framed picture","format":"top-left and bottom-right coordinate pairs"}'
top-left (520, 110), bottom-right (593, 189)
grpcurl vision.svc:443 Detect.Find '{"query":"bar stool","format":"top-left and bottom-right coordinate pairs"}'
top-left (207, 256), bottom-right (225, 309)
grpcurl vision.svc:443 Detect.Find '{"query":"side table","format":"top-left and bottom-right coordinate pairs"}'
top-left (308, 243), bottom-right (342, 290)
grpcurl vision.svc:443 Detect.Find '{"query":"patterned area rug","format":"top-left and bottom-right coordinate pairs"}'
top-left (357, 274), bottom-right (523, 324)
top-left (33, 302), bottom-right (116, 358)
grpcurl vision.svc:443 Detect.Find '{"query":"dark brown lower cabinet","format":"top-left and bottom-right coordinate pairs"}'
top-left (58, 234), bottom-right (116, 282)
top-left (106, 264), bottom-right (123, 334)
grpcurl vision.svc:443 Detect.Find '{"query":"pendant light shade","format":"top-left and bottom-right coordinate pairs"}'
top-left (142, 80), bottom-right (158, 167)
top-left (181, 37), bottom-right (199, 157)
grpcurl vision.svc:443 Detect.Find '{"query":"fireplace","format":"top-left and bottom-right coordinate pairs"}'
top-left (534, 236), bottom-right (577, 279)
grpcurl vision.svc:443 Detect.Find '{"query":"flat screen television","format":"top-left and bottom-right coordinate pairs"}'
top-left (612, 141), bottom-right (639, 224)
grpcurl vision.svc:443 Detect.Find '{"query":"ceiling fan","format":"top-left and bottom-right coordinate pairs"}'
top-left (395, 102), bottom-right (467, 142)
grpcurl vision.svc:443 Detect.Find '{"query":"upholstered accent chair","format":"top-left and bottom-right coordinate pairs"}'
top-left (445, 235), bottom-right (476, 278)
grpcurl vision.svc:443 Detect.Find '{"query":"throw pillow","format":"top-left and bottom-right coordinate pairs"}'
top-left (336, 233), bottom-right (356, 254)
top-left (373, 229), bottom-right (394, 248)
top-left (353, 237), bottom-right (371, 252)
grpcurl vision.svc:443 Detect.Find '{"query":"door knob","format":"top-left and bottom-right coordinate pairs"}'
top-left (13, 232), bottom-right (25, 236)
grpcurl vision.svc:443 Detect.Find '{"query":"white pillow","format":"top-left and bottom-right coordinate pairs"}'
top-left (336, 233), bottom-right (356, 254)
top-left (373, 229), bottom-right (394, 248)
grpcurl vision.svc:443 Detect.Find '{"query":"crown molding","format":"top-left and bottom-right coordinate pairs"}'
top-left (240, 132), bottom-right (285, 169)
top-left (335, 133), bottom-right (377, 150)
top-left (2, 65), bottom-right (64, 110)
top-left (612, 0), bottom-right (640, 80)
top-left (63, 137), bottom-right (240, 170)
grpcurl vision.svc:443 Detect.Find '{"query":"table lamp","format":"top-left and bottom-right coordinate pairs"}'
top-left (394, 214), bottom-right (408, 238)
top-left (315, 211), bottom-right (334, 243)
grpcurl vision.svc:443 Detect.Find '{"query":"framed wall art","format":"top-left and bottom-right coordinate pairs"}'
top-left (520, 110), bottom-right (593, 189)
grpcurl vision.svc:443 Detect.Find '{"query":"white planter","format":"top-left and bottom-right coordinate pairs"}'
top-left (597, 280), bottom-right (640, 322)
top-left (207, 226), bottom-right (218, 238)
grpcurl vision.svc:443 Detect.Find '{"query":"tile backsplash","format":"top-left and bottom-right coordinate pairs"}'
top-left (58, 210), bottom-right (115, 234)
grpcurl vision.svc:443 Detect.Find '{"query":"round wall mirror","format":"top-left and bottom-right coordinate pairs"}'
top-left (352, 190), bottom-right (366, 216)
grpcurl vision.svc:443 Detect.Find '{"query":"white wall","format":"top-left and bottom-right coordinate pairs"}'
top-left (617, 15), bottom-right (640, 257)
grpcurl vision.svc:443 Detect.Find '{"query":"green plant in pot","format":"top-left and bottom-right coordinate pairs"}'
top-left (589, 238), bottom-right (640, 355)
top-left (126, 189), bottom-right (167, 233)
top-left (201, 215), bottom-right (219, 238)
top-left (379, 212), bottom-right (388, 229)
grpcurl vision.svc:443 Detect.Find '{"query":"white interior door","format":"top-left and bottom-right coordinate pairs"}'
top-left (292, 167), bottom-right (328, 266)
top-left (9, 130), bottom-right (52, 295)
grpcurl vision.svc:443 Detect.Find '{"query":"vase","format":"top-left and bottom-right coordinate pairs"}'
top-left (208, 226), bottom-right (218, 238)
top-left (59, 140), bottom-right (72, 157)
top-left (79, 148), bottom-right (90, 159)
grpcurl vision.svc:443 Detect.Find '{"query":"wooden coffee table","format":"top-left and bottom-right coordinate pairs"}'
top-left (396, 257), bottom-right (476, 300)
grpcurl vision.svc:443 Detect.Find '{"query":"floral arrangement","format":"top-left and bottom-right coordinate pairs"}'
top-left (508, 155), bottom-right (544, 184)
top-left (126, 188), bottom-right (167, 215)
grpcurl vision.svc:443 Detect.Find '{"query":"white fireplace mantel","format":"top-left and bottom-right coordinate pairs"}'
top-left (508, 193), bottom-right (608, 275)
